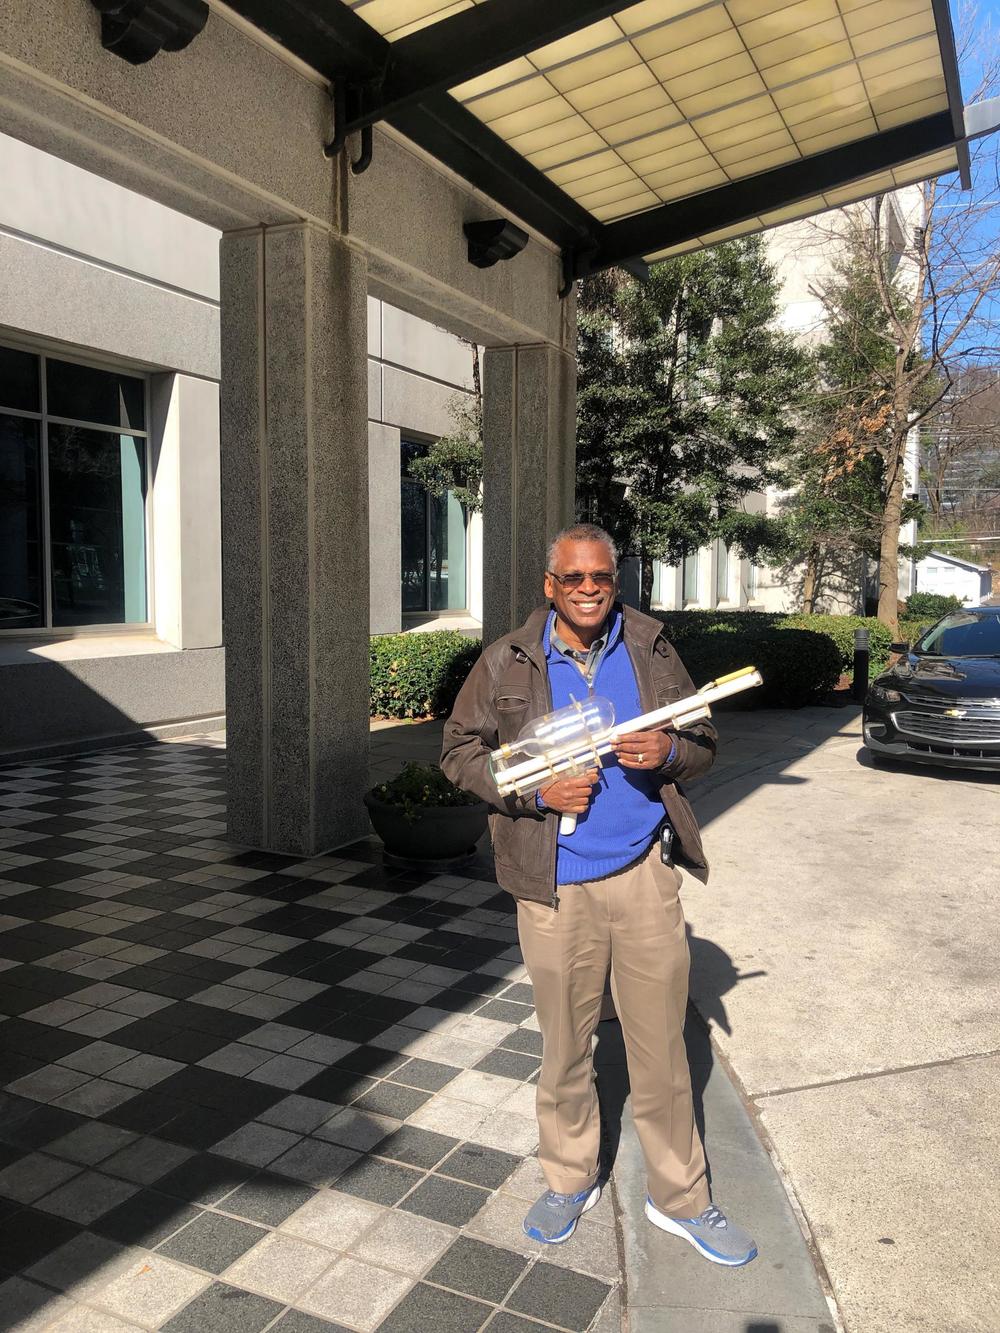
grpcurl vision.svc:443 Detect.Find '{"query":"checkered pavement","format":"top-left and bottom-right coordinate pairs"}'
top-left (0, 737), bottom-right (621, 1332)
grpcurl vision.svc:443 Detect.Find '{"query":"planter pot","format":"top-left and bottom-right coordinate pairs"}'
top-left (363, 791), bottom-right (489, 871)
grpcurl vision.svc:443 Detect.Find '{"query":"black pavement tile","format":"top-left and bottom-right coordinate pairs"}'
top-left (0, 1053), bottom-right (42, 1083)
top-left (5, 965), bottom-right (92, 999)
top-left (426, 1237), bottom-right (528, 1304)
top-left (0, 1019), bottom-right (91, 1063)
top-left (398, 1176), bottom-right (489, 1227)
top-left (101, 1089), bottom-right (188, 1135)
top-left (158, 1153), bottom-right (250, 1206)
top-left (334, 1046), bottom-right (408, 1079)
top-left (219, 1173), bottom-right (316, 1226)
top-left (356, 995), bottom-right (420, 1023)
top-left (475, 1000), bottom-right (532, 1025)
top-left (0, 1105), bottom-right (86, 1150)
top-left (0, 984), bottom-right (51, 1012)
top-left (297, 1069), bottom-right (377, 1106)
top-left (474, 1050), bottom-right (541, 1082)
top-left (390, 1058), bottom-right (459, 1093)
top-left (158, 1105), bottom-right (250, 1150)
top-left (172, 1003), bottom-right (260, 1040)
top-left (0, 1206), bottom-right (81, 1270)
top-left (161, 1283), bottom-right (284, 1333)
top-left (505, 1263), bottom-right (612, 1331)
top-left (158, 1208), bottom-right (266, 1273)
top-left (500, 983), bottom-right (533, 1005)
top-left (93, 1187), bottom-right (201, 1246)
top-left (270, 1313), bottom-right (352, 1333)
top-left (485, 1315), bottom-right (554, 1333)
top-left (499, 1029), bottom-right (543, 1057)
top-left (452, 973), bottom-right (509, 997)
top-left (353, 1082), bottom-right (430, 1120)
top-left (437, 1145), bottom-right (520, 1192)
top-left (154, 1029), bottom-right (230, 1063)
top-left (111, 1016), bottom-right (175, 1054)
top-left (376, 1125), bottom-right (458, 1170)
top-left (374, 1282), bottom-right (492, 1333)
top-left (334, 1155), bottom-right (424, 1205)
top-left (426, 990), bottom-right (482, 1015)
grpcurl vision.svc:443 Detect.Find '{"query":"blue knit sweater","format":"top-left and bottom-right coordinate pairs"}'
top-left (544, 611), bottom-right (665, 885)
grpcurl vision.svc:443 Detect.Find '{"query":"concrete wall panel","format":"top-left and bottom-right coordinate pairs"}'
top-left (381, 365), bottom-right (466, 438)
top-left (369, 423), bottom-right (402, 635)
top-left (0, 648), bottom-right (224, 756)
top-left (0, 230), bottom-right (219, 378)
top-left (381, 303), bottom-right (475, 390)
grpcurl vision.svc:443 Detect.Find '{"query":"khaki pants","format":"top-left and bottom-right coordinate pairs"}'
top-left (517, 843), bottom-right (710, 1217)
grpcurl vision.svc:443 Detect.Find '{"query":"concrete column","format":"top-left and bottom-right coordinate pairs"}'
top-left (481, 343), bottom-right (576, 645)
top-left (220, 223), bottom-right (370, 855)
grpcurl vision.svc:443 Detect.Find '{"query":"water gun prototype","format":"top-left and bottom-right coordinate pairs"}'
top-left (489, 666), bottom-right (762, 835)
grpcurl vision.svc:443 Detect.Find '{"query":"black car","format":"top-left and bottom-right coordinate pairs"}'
top-left (863, 606), bottom-right (1000, 770)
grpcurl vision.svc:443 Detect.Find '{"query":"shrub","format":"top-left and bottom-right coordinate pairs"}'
top-left (781, 614), bottom-right (893, 675)
top-left (371, 631), bottom-right (481, 719)
top-left (656, 620), bottom-right (841, 708)
top-left (902, 591), bottom-right (965, 619)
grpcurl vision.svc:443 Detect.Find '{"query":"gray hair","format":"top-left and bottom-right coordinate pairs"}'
top-left (546, 524), bottom-right (618, 573)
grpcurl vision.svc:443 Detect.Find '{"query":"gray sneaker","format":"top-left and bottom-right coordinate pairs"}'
top-left (645, 1199), bottom-right (758, 1266)
top-left (523, 1185), bottom-right (601, 1244)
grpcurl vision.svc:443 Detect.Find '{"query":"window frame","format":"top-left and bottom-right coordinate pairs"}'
top-left (0, 335), bottom-right (154, 637)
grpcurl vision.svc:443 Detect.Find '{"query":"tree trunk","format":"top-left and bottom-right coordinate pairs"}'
top-left (802, 546), bottom-right (821, 613)
top-left (877, 429), bottom-right (908, 634)
top-left (640, 555), bottom-right (654, 613)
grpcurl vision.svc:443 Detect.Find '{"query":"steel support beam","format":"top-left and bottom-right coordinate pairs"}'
top-left (344, 0), bottom-right (650, 132)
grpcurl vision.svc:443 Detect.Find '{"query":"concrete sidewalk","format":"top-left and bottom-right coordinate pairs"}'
top-left (685, 704), bottom-right (1000, 1333)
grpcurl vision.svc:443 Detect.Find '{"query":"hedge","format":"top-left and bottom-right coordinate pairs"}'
top-left (371, 631), bottom-right (481, 719)
top-left (781, 614), bottom-right (893, 675)
top-left (652, 616), bottom-right (841, 707)
top-left (902, 591), bottom-right (965, 619)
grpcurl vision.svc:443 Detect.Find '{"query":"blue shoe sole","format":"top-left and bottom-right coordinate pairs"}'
top-left (523, 1185), bottom-right (601, 1244)
top-left (645, 1198), bottom-right (758, 1266)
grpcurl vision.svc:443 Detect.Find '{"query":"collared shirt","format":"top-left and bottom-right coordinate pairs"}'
top-left (548, 611), bottom-right (619, 688)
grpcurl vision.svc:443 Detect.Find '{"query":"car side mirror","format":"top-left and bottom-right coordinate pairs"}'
top-left (889, 641), bottom-right (909, 654)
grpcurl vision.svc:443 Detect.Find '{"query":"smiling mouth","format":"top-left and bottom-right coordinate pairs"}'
top-left (572, 599), bottom-right (604, 611)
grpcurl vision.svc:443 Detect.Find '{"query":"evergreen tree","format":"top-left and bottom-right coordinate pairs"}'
top-left (576, 237), bottom-right (809, 610)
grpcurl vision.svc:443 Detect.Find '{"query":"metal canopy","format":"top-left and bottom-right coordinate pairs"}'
top-left (226, 0), bottom-right (973, 277)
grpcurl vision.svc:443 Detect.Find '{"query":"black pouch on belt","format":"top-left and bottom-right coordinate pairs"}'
top-left (659, 823), bottom-right (675, 865)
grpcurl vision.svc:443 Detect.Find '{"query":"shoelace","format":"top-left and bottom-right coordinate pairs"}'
top-left (546, 1191), bottom-right (583, 1209)
top-left (698, 1205), bottom-right (728, 1229)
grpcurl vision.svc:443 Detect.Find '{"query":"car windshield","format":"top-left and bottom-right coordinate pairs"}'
top-left (916, 611), bottom-right (1000, 657)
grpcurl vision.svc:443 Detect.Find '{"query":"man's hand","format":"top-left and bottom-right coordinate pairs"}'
top-left (611, 729), bottom-right (675, 770)
top-left (538, 770), bottom-right (600, 815)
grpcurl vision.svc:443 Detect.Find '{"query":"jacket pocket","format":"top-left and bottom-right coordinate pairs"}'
top-left (496, 694), bottom-right (530, 745)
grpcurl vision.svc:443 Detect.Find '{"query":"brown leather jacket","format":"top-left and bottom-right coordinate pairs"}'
top-left (440, 603), bottom-right (716, 905)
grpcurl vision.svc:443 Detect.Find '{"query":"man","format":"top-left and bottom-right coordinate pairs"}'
top-left (441, 524), bottom-right (756, 1265)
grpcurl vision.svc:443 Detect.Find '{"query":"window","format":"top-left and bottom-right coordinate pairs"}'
top-left (715, 540), bottom-right (730, 603)
top-left (682, 551), bottom-right (699, 604)
top-left (0, 343), bottom-right (149, 631)
top-left (747, 562), bottom-right (759, 599)
top-left (400, 438), bottom-right (467, 613)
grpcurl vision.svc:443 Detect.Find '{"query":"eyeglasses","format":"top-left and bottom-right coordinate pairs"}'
top-left (546, 571), bottom-right (616, 589)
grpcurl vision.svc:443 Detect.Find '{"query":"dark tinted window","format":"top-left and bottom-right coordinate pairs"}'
top-left (0, 415), bottom-right (43, 628)
top-left (0, 345), bottom-right (40, 414)
top-left (48, 424), bottom-right (147, 627)
top-left (46, 358), bottom-right (145, 431)
top-left (918, 612), bottom-right (1000, 657)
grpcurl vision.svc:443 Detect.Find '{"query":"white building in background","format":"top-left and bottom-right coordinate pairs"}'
top-left (916, 551), bottom-right (993, 606)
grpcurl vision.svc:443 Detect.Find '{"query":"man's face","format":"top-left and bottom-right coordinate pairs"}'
top-left (544, 539), bottom-right (617, 638)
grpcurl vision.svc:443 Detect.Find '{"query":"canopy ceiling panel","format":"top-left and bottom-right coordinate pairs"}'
top-left (234, 0), bottom-right (970, 273)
